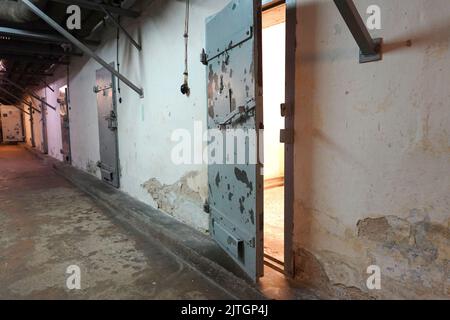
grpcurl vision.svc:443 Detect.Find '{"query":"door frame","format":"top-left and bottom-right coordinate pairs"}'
top-left (284, 0), bottom-right (296, 279)
top-left (261, 0), bottom-right (296, 278)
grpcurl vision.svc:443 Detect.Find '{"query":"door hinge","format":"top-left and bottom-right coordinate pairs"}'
top-left (94, 83), bottom-right (113, 93)
top-left (280, 129), bottom-right (294, 144)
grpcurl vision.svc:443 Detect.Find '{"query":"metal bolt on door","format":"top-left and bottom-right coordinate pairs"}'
top-left (204, 0), bottom-right (264, 281)
top-left (95, 63), bottom-right (120, 188)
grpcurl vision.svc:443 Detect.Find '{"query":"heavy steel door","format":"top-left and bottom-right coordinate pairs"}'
top-left (205, 0), bottom-right (263, 281)
top-left (95, 64), bottom-right (120, 188)
top-left (58, 88), bottom-right (71, 163)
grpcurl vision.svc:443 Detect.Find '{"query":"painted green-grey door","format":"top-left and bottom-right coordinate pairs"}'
top-left (95, 64), bottom-right (120, 188)
top-left (205, 0), bottom-right (263, 281)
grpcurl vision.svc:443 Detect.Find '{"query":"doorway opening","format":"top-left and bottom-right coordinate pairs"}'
top-left (262, 2), bottom-right (286, 275)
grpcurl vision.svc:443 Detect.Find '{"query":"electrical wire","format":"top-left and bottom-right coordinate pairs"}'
top-left (181, 0), bottom-right (190, 96)
top-left (117, 16), bottom-right (122, 103)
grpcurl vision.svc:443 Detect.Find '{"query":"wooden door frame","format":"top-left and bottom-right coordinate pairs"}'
top-left (261, 0), bottom-right (296, 278)
top-left (284, 0), bottom-right (296, 278)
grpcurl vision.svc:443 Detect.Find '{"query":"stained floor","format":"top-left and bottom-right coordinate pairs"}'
top-left (0, 145), bottom-right (231, 299)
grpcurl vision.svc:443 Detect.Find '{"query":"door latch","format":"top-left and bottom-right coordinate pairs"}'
top-left (216, 100), bottom-right (256, 127)
top-left (106, 110), bottom-right (118, 130)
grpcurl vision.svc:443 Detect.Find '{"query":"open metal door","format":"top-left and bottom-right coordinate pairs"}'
top-left (95, 64), bottom-right (120, 188)
top-left (205, 0), bottom-right (263, 281)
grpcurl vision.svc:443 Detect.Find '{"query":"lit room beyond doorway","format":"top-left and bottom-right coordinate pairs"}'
top-left (262, 3), bottom-right (286, 273)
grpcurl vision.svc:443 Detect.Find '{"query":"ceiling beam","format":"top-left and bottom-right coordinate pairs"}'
top-left (0, 27), bottom-right (70, 45)
top-left (0, 70), bottom-right (54, 77)
top-left (0, 41), bottom-right (82, 57)
top-left (0, 53), bottom-right (70, 65)
top-left (49, 0), bottom-right (140, 18)
top-left (0, 27), bottom-right (100, 46)
top-left (23, 0), bottom-right (144, 98)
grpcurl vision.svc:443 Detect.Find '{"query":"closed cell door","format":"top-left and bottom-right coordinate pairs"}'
top-left (95, 64), bottom-right (120, 188)
top-left (58, 87), bottom-right (71, 163)
top-left (205, 0), bottom-right (263, 281)
top-left (1, 106), bottom-right (23, 142)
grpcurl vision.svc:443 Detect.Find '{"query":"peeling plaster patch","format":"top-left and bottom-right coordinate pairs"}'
top-left (86, 160), bottom-right (98, 175)
top-left (357, 216), bottom-right (411, 244)
top-left (142, 171), bottom-right (208, 232)
top-left (295, 213), bottom-right (449, 299)
top-left (294, 248), bottom-right (373, 300)
top-left (356, 215), bottom-right (449, 298)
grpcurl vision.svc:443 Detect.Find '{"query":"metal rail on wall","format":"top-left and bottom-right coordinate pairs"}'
top-left (334, 0), bottom-right (382, 63)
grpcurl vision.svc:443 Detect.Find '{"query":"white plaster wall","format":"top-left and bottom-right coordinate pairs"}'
top-left (66, 0), bottom-right (230, 231)
top-left (263, 22), bottom-right (285, 180)
top-left (293, 0), bottom-right (450, 299)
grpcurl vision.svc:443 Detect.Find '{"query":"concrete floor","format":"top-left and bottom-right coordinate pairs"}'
top-left (0, 145), bottom-right (232, 299)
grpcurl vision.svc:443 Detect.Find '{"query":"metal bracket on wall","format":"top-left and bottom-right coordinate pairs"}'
top-left (21, 0), bottom-right (144, 98)
top-left (334, 0), bottom-right (382, 63)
